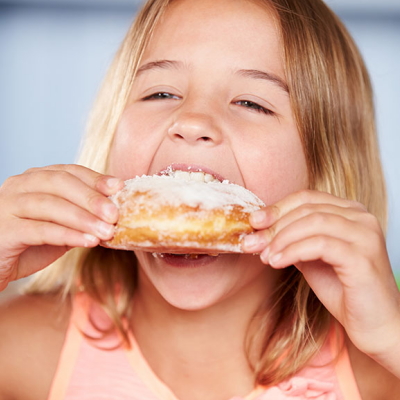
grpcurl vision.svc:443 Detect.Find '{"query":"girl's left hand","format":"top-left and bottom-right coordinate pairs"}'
top-left (242, 190), bottom-right (400, 375)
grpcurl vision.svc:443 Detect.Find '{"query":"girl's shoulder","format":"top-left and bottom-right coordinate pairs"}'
top-left (0, 291), bottom-right (71, 400)
top-left (347, 337), bottom-right (400, 400)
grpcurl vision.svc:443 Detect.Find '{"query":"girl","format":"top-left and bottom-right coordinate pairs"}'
top-left (0, 0), bottom-right (399, 399)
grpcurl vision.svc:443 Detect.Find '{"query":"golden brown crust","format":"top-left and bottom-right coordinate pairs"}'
top-left (102, 175), bottom-right (265, 253)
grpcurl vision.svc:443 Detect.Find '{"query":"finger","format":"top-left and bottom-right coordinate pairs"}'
top-left (242, 230), bottom-right (271, 254)
top-left (12, 219), bottom-right (100, 249)
top-left (12, 193), bottom-right (115, 241)
top-left (243, 204), bottom-right (363, 254)
top-left (14, 245), bottom-right (72, 282)
top-left (31, 164), bottom-right (124, 196)
top-left (262, 235), bottom-right (356, 272)
top-left (249, 190), bottom-right (364, 230)
top-left (13, 168), bottom-right (120, 224)
top-left (3, 222), bottom-right (99, 284)
top-left (265, 210), bottom-right (360, 257)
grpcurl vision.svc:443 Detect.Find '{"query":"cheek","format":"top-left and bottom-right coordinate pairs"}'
top-left (107, 110), bottom-right (161, 180)
top-left (238, 130), bottom-right (309, 205)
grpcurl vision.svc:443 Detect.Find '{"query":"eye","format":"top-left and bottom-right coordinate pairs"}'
top-left (142, 92), bottom-right (180, 101)
top-left (235, 100), bottom-right (274, 115)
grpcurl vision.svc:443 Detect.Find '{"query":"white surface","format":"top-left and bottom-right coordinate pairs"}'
top-left (339, 16), bottom-right (400, 274)
top-left (0, 7), bottom-right (133, 175)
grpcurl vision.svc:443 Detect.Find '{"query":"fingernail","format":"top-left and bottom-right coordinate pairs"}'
top-left (269, 252), bottom-right (282, 267)
top-left (106, 177), bottom-right (122, 188)
top-left (260, 247), bottom-right (270, 263)
top-left (250, 210), bottom-right (266, 226)
top-left (96, 221), bottom-right (115, 238)
top-left (103, 203), bottom-right (118, 222)
top-left (243, 234), bottom-right (258, 250)
top-left (83, 233), bottom-right (99, 247)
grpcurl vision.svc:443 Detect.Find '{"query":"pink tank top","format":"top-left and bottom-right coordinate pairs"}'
top-left (48, 292), bottom-right (362, 400)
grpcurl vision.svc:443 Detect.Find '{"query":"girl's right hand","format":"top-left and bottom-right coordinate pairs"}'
top-left (0, 164), bottom-right (124, 291)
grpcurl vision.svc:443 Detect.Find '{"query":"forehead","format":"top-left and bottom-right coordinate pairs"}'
top-left (141, 0), bottom-right (283, 70)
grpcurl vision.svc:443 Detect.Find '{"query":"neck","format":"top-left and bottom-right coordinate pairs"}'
top-left (131, 267), bottom-right (279, 400)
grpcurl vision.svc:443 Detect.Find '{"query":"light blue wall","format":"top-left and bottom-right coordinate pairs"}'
top-left (0, 3), bottom-right (399, 274)
top-left (338, 15), bottom-right (400, 276)
top-left (0, 5), bottom-right (135, 176)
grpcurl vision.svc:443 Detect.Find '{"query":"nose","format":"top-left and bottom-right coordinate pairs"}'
top-left (167, 110), bottom-right (223, 146)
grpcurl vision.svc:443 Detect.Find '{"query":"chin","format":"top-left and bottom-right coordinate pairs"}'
top-left (135, 251), bottom-right (252, 311)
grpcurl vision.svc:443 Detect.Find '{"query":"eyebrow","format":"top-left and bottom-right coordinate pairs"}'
top-left (237, 69), bottom-right (289, 94)
top-left (136, 60), bottom-right (183, 75)
top-left (136, 60), bottom-right (289, 94)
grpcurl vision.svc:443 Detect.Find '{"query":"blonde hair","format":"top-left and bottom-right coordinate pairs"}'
top-left (27, 0), bottom-right (387, 387)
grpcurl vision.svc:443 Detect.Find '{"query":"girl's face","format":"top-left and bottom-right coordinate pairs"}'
top-left (108, 0), bottom-right (308, 311)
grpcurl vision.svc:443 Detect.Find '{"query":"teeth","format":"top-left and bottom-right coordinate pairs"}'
top-left (185, 254), bottom-right (220, 258)
top-left (190, 172), bottom-right (205, 182)
top-left (173, 170), bottom-right (191, 181)
top-left (204, 174), bottom-right (215, 183)
top-left (152, 253), bottom-right (164, 258)
top-left (170, 170), bottom-right (219, 183)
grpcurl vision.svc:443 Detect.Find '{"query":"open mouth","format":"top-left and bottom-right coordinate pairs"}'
top-left (152, 252), bottom-right (221, 267)
top-left (153, 253), bottom-right (220, 259)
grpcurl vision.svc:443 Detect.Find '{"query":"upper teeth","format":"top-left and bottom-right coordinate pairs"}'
top-left (171, 170), bottom-right (219, 183)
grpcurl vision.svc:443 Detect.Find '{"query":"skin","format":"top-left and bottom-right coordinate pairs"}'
top-left (108, 1), bottom-right (302, 396)
top-left (108, 0), bottom-right (308, 314)
top-left (0, 166), bottom-right (122, 400)
top-left (0, 0), bottom-right (399, 399)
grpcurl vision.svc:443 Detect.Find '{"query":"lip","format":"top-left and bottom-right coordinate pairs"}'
top-left (158, 163), bottom-right (226, 182)
top-left (153, 253), bottom-right (221, 268)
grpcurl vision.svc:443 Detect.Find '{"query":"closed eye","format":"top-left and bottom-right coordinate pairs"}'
top-left (142, 92), bottom-right (180, 101)
top-left (235, 100), bottom-right (274, 115)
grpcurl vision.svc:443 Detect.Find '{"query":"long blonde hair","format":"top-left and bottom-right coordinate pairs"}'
top-left (28, 0), bottom-right (387, 386)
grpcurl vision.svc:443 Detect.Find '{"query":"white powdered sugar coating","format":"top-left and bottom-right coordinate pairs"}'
top-left (114, 174), bottom-right (265, 211)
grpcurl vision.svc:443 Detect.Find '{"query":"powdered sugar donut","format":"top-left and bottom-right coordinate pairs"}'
top-left (102, 171), bottom-right (265, 253)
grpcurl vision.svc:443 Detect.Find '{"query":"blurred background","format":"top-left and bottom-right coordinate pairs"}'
top-left (0, 0), bottom-right (399, 298)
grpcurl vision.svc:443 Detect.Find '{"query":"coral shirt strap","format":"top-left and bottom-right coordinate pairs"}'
top-left (330, 326), bottom-right (362, 400)
top-left (46, 292), bottom-right (89, 400)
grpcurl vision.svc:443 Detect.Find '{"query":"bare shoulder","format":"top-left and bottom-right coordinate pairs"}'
top-left (348, 338), bottom-right (400, 400)
top-left (0, 291), bottom-right (71, 400)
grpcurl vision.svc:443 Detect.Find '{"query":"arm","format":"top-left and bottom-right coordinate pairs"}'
top-left (348, 339), bottom-right (400, 400)
top-left (0, 164), bottom-right (123, 399)
top-left (243, 190), bottom-right (400, 390)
